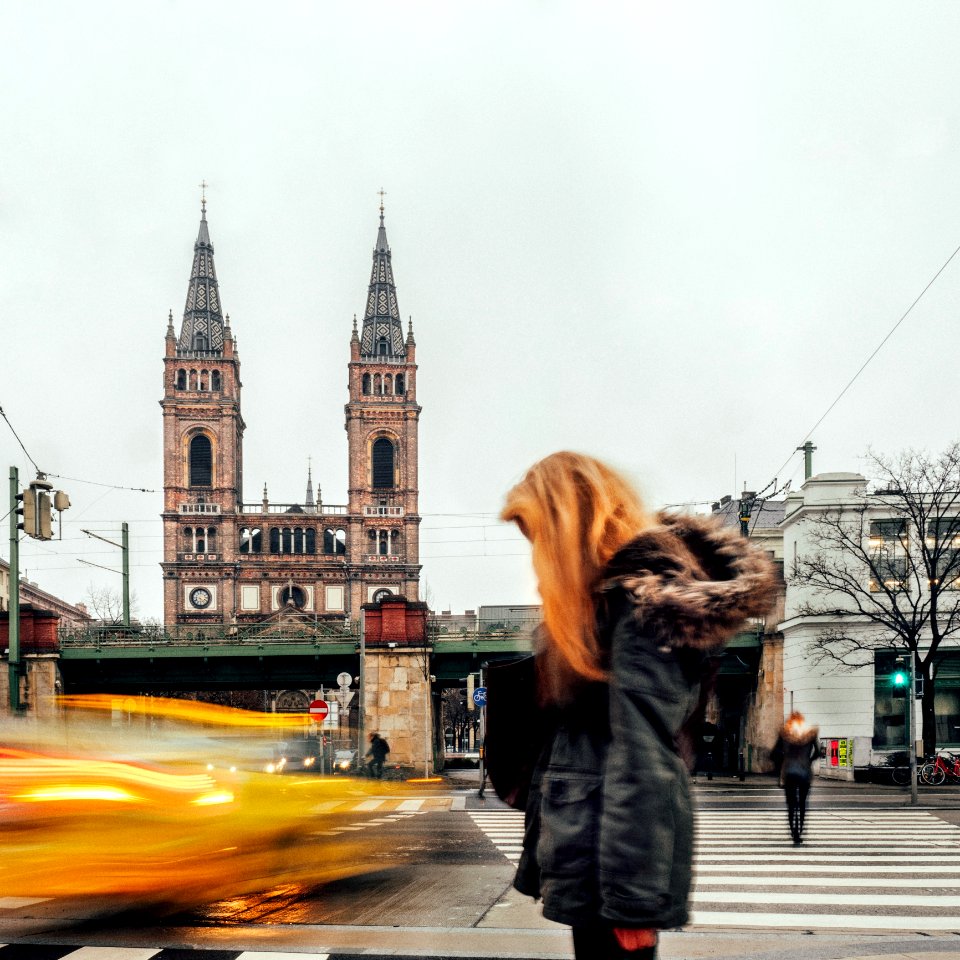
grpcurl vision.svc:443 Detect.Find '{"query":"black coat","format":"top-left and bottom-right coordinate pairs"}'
top-left (513, 512), bottom-right (777, 930)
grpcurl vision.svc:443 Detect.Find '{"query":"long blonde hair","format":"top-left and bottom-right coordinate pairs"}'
top-left (501, 452), bottom-right (652, 698)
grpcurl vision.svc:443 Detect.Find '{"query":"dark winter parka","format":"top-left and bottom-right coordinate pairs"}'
top-left (514, 512), bottom-right (777, 929)
top-left (771, 722), bottom-right (819, 784)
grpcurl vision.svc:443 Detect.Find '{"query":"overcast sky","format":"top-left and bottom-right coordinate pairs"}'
top-left (3, 2), bottom-right (960, 620)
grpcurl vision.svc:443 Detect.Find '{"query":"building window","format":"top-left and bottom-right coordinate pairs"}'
top-left (362, 373), bottom-right (371, 395)
top-left (199, 369), bottom-right (208, 391)
top-left (269, 527), bottom-right (280, 554)
top-left (211, 370), bottom-right (221, 391)
top-left (384, 374), bottom-right (393, 395)
top-left (395, 374), bottom-right (405, 395)
top-left (324, 527), bottom-right (347, 555)
top-left (372, 588), bottom-right (392, 603)
top-left (189, 369), bottom-right (198, 390)
top-left (240, 527), bottom-right (262, 553)
top-left (189, 434), bottom-right (213, 487)
top-left (206, 526), bottom-right (216, 553)
top-left (193, 332), bottom-right (208, 351)
top-left (182, 526), bottom-right (193, 552)
top-left (377, 336), bottom-right (389, 356)
top-left (927, 517), bottom-right (960, 588)
top-left (372, 437), bottom-right (395, 489)
top-left (374, 374), bottom-right (382, 395)
top-left (176, 369), bottom-right (187, 390)
top-left (281, 528), bottom-right (293, 554)
top-left (869, 519), bottom-right (908, 592)
top-left (305, 528), bottom-right (316, 554)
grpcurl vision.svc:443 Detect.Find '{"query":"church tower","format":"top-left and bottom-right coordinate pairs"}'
top-left (345, 202), bottom-right (422, 611)
top-left (160, 198), bottom-right (244, 623)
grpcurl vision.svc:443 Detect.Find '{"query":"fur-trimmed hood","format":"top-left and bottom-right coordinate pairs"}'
top-left (780, 721), bottom-right (819, 746)
top-left (599, 511), bottom-right (778, 651)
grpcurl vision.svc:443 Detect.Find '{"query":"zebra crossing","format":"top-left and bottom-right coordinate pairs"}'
top-left (468, 807), bottom-right (960, 932)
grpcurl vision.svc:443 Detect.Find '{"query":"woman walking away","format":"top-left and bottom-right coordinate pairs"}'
top-left (771, 712), bottom-right (819, 845)
top-left (501, 452), bottom-right (777, 960)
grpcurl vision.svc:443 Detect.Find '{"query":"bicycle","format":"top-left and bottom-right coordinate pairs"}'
top-left (920, 751), bottom-right (960, 786)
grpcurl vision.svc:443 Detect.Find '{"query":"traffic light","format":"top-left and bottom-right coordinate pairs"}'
top-left (892, 668), bottom-right (908, 699)
top-left (20, 487), bottom-right (36, 536)
top-left (37, 489), bottom-right (52, 539)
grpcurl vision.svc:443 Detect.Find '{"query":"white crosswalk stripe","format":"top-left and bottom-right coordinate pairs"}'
top-left (468, 807), bottom-right (960, 932)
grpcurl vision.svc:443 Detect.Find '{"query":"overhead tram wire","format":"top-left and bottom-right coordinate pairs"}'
top-left (0, 403), bottom-right (42, 474)
top-left (766, 236), bottom-right (960, 490)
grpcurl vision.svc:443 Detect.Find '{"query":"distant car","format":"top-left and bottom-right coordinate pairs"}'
top-left (265, 740), bottom-right (321, 774)
top-left (333, 749), bottom-right (358, 774)
top-left (445, 749), bottom-right (480, 769)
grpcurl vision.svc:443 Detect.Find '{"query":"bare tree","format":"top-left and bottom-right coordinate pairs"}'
top-left (791, 443), bottom-right (960, 754)
top-left (441, 687), bottom-right (479, 751)
top-left (84, 583), bottom-right (138, 625)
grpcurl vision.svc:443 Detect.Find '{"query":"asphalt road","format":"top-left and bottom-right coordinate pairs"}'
top-left (4, 777), bottom-right (960, 958)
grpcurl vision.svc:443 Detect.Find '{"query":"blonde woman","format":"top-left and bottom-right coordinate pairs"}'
top-left (771, 712), bottom-right (819, 844)
top-left (502, 452), bottom-right (777, 959)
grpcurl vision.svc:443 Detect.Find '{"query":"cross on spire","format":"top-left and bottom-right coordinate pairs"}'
top-left (378, 187), bottom-right (386, 217)
top-left (199, 179), bottom-right (208, 215)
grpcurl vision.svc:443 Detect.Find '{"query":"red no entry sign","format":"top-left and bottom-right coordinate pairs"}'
top-left (309, 699), bottom-right (329, 720)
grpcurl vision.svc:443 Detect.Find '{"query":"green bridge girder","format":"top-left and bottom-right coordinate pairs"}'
top-left (55, 627), bottom-right (535, 692)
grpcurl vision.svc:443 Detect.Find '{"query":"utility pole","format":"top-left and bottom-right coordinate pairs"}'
top-left (797, 440), bottom-right (817, 481)
top-left (908, 651), bottom-right (918, 806)
top-left (80, 524), bottom-right (130, 628)
top-left (8, 467), bottom-right (22, 712)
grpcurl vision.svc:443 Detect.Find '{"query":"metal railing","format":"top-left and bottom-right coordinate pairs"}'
top-left (239, 504), bottom-right (349, 515)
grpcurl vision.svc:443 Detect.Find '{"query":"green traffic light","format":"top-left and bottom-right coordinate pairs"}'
top-left (892, 671), bottom-right (907, 687)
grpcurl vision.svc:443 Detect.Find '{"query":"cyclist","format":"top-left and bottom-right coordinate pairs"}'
top-left (771, 712), bottom-right (819, 844)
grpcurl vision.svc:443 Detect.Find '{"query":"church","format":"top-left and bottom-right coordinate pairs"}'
top-left (160, 198), bottom-right (422, 628)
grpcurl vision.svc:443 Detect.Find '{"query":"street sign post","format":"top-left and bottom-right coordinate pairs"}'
top-left (309, 699), bottom-right (329, 721)
top-left (473, 686), bottom-right (487, 708)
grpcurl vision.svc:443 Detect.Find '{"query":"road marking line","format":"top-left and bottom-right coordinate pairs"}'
top-left (692, 890), bottom-right (960, 907)
top-left (689, 910), bottom-right (960, 931)
top-left (694, 863), bottom-right (960, 874)
top-left (62, 949), bottom-right (163, 960)
top-left (355, 799), bottom-right (385, 811)
top-left (450, 795), bottom-right (466, 810)
top-left (236, 953), bottom-right (330, 960)
top-left (397, 799), bottom-right (424, 811)
top-left (695, 875), bottom-right (960, 888)
top-left (0, 897), bottom-right (51, 909)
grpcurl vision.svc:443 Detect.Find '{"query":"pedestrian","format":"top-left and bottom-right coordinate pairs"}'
top-left (771, 712), bottom-right (819, 844)
top-left (501, 452), bottom-right (777, 960)
top-left (366, 732), bottom-right (390, 779)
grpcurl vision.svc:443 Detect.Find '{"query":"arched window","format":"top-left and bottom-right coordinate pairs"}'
top-left (281, 528), bottom-right (293, 554)
top-left (362, 373), bottom-right (371, 395)
top-left (324, 527), bottom-right (347, 555)
top-left (395, 374), bottom-right (405, 395)
top-left (189, 369), bottom-right (198, 390)
top-left (269, 528), bottom-right (280, 554)
top-left (176, 369), bottom-right (187, 390)
top-left (199, 369), bottom-right (208, 391)
top-left (377, 337), bottom-right (389, 356)
top-left (293, 528), bottom-right (304, 554)
top-left (305, 528), bottom-right (316, 554)
top-left (211, 370), bottom-right (221, 391)
top-left (372, 437), bottom-right (395, 489)
top-left (195, 528), bottom-right (206, 553)
top-left (240, 527), bottom-right (262, 553)
top-left (390, 528), bottom-right (401, 552)
top-left (372, 588), bottom-right (392, 603)
top-left (373, 374), bottom-right (382, 395)
top-left (384, 374), bottom-right (393, 395)
top-left (182, 527), bottom-right (193, 552)
top-left (379, 534), bottom-right (388, 555)
top-left (189, 434), bottom-right (213, 486)
top-left (206, 527), bottom-right (216, 553)
top-left (279, 585), bottom-right (307, 609)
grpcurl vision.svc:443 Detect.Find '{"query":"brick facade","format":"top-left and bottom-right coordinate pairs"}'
top-left (160, 206), bottom-right (422, 628)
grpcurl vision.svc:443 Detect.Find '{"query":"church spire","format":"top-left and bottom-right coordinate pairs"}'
top-left (177, 194), bottom-right (226, 356)
top-left (359, 194), bottom-right (405, 358)
top-left (305, 458), bottom-right (315, 510)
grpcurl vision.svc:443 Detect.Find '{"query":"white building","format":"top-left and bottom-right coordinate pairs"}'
top-left (780, 471), bottom-right (960, 778)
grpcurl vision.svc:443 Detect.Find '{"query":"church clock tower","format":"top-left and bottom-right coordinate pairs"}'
top-left (345, 202), bottom-right (422, 612)
top-left (160, 198), bottom-right (244, 623)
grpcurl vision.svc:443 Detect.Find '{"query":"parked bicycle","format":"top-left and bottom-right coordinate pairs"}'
top-left (920, 750), bottom-right (960, 786)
